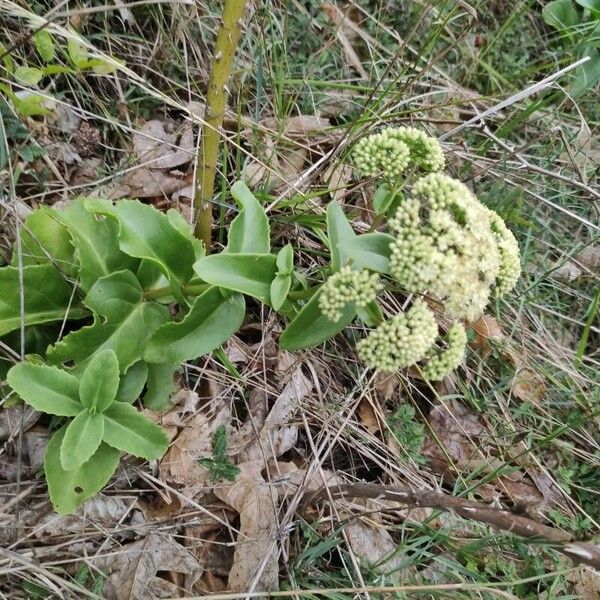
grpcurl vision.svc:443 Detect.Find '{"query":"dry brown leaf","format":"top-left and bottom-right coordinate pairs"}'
top-left (238, 358), bottom-right (311, 462)
top-left (322, 161), bottom-right (353, 200)
top-left (567, 566), bottom-right (600, 599)
top-left (107, 167), bottom-right (189, 200)
top-left (283, 115), bottom-right (330, 136)
top-left (471, 314), bottom-right (505, 356)
top-left (345, 520), bottom-right (408, 576)
top-left (35, 495), bottom-right (133, 538)
top-left (552, 246), bottom-right (600, 281)
top-left (160, 403), bottom-right (231, 488)
top-left (213, 462), bottom-right (279, 593)
top-left (97, 532), bottom-right (202, 600)
top-left (357, 398), bottom-right (381, 434)
top-left (133, 119), bottom-right (194, 170)
top-left (510, 366), bottom-right (546, 406)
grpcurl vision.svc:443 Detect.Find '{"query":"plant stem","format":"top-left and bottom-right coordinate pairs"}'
top-left (144, 282), bottom-right (211, 301)
top-left (194, 0), bottom-right (248, 250)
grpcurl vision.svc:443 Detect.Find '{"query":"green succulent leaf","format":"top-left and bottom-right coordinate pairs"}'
top-left (34, 30), bottom-right (55, 62)
top-left (144, 362), bottom-right (178, 410)
top-left (270, 274), bottom-right (292, 311)
top-left (67, 38), bottom-right (89, 68)
top-left (326, 201), bottom-right (356, 272)
top-left (84, 198), bottom-right (196, 293)
top-left (167, 209), bottom-right (205, 260)
top-left (60, 409), bottom-right (105, 471)
top-left (144, 287), bottom-right (245, 364)
top-left (571, 47), bottom-right (600, 95)
top-left (47, 270), bottom-right (169, 373)
top-left (14, 66), bottom-right (44, 86)
top-left (12, 207), bottom-right (75, 273)
top-left (45, 426), bottom-right (120, 515)
top-left (13, 92), bottom-right (51, 117)
top-left (275, 244), bottom-right (294, 275)
top-left (226, 181), bottom-right (270, 254)
top-left (0, 265), bottom-right (87, 336)
top-left (279, 288), bottom-right (356, 350)
top-left (193, 253), bottom-right (277, 303)
top-left (574, 0), bottom-right (600, 16)
top-left (7, 362), bottom-right (81, 416)
top-left (543, 0), bottom-right (580, 33)
top-left (53, 200), bottom-right (138, 292)
top-left (79, 349), bottom-right (120, 412)
top-left (116, 361), bottom-right (148, 404)
top-left (102, 402), bottom-right (168, 460)
top-left (340, 233), bottom-right (394, 273)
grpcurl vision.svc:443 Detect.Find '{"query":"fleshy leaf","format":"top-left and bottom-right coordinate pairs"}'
top-left (327, 201), bottom-right (355, 272)
top-left (144, 287), bottom-right (245, 364)
top-left (47, 271), bottom-right (169, 373)
top-left (53, 200), bottom-right (138, 292)
top-left (279, 288), bottom-right (356, 350)
top-left (226, 181), bottom-right (270, 254)
top-left (116, 361), bottom-right (148, 404)
top-left (340, 233), bottom-right (393, 273)
top-left (0, 265), bottom-right (87, 336)
top-left (144, 362), bottom-right (178, 410)
top-left (270, 275), bottom-right (292, 311)
top-left (102, 402), bottom-right (168, 459)
top-left (79, 349), bottom-right (120, 412)
top-left (60, 409), bottom-right (105, 471)
top-left (275, 244), bottom-right (294, 275)
top-left (84, 198), bottom-right (195, 292)
top-left (12, 207), bottom-right (75, 273)
top-left (7, 362), bottom-right (81, 416)
top-left (193, 254), bottom-right (276, 303)
top-left (45, 426), bottom-right (120, 515)
top-left (34, 30), bottom-right (55, 62)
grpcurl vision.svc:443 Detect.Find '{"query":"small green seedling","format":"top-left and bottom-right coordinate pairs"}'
top-left (197, 425), bottom-right (240, 482)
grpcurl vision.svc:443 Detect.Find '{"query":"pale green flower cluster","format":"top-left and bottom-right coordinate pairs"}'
top-left (388, 173), bottom-right (520, 321)
top-left (319, 266), bottom-right (382, 322)
top-left (356, 300), bottom-right (438, 372)
top-left (352, 126), bottom-right (445, 179)
top-left (421, 322), bottom-right (467, 380)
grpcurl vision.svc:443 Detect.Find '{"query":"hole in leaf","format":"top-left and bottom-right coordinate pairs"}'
top-left (74, 486), bottom-right (83, 494)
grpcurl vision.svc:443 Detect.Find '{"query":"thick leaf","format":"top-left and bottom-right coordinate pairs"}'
top-left (144, 287), bottom-right (245, 364)
top-left (341, 233), bottom-right (394, 273)
top-left (13, 92), bottom-right (51, 117)
top-left (543, 0), bottom-right (580, 33)
top-left (167, 209), bottom-right (205, 260)
top-left (85, 198), bottom-right (195, 292)
top-left (326, 201), bottom-right (355, 271)
top-left (575, 0), bottom-right (600, 15)
top-left (60, 409), bottom-right (105, 471)
top-left (79, 349), bottom-right (120, 412)
top-left (194, 254), bottom-right (277, 303)
top-left (67, 38), bottom-right (89, 68)
top-left (54, 200), bottom-right (138, 291)
top-left (48, 271), bottom-right (169, 372)
top-left (275, 244), bottom-right (294, 275)
top-left (356, 300), bottom-right (384, 327)
top-left (12, 207), bottom-right (75, 273)
top-left (0, 265), bottom-right (87, 336)
top-left (279, 289), bottom-right (356, 350)
top-left (7, 362), bottom-right (81, 416)
top-left (34, 30), bottom-right (55, 62)
top-left (144, 362), bottom-right (178, 410)
top-left (226, 181), bottom-right (270, 253)
top-left (103, 402), bottom-right (168, 459)
top-left (14, 66), bottom-right (44, 86)
top-left (270, 275), bottom-right (292, 311)
top-left (572, 47), bottom-right (600, 95)
top-left (116, 361), bottom-right (148, 404)
top-left (45, 426), bottom-right (120, 515)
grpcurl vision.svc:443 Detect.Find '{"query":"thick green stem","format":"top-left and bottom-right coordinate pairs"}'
top-left (194, 0), bottom-right (248, 250)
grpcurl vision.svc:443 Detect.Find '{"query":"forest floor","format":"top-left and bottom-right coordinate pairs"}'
top-left (0, 1), bottom-right (599, 598)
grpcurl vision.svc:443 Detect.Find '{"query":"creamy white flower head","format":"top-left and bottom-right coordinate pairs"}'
top-left (319, 266), bottom-right (382, 322)
top-left (421, 322), bottom-right (467, 380)
top-left (386, 127), bottom-right (445, 173)
top-left (357, 300), bottom-right (438, 373)
top-left (388, 173), bottom-right (519, 321)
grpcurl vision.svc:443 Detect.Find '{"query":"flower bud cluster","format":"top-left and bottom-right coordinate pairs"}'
top-left (421, 322), bottom-right (467, 380)
top-left (388, 173), bottom-right (520, 321)
top-left (356, 300), bottom-right (438, 372)
top-left (319, 266), bottom-right (382, 322)
top-left (352, 127), bottom-right (445, 180)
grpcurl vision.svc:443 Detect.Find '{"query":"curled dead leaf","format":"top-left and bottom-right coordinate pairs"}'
top-left (133, 118), bottom-right (195, 170)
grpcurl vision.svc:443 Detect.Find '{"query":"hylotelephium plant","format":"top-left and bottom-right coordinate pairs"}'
top-left (0, 127), bottom-right (520, 514)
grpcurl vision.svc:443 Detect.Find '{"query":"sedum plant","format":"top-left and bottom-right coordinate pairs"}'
top-left (0, 127), bottom-right (521, 514)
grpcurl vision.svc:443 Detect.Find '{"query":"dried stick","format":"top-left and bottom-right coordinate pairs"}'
top-left (313, 483), bottom-right (600, 570)
top-left (194, 0), bottom-right (247, 249)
